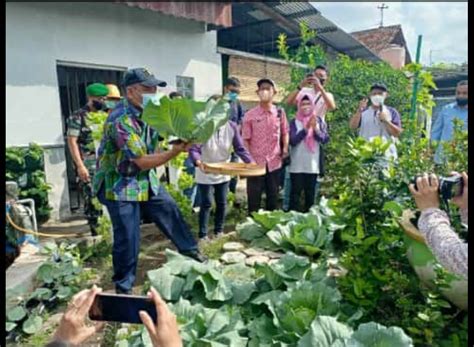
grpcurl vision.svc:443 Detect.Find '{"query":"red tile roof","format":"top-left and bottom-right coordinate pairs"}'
top-left (351, 25), bottom-right (412, 63)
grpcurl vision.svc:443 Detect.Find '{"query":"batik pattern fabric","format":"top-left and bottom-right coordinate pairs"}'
top-left (93, 100), bottom-right (160, 201)
top-left (418, 207), bottom-right (468, 279)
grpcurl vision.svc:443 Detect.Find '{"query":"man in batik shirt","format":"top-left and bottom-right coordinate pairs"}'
top-left (93, 68), bottom-right (206, 294)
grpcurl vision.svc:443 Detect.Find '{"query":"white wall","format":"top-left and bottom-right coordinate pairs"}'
top-left (6, 2), bottom-right (222, 220)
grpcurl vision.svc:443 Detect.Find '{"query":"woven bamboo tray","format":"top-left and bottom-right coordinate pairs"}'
top-left (203, 162), bottom-right (265, 177)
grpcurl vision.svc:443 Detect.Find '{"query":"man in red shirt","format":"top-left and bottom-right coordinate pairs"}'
top-left (242, 79), bottom-right (289, 213)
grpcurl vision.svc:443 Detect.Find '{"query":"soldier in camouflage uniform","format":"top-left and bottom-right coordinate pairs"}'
top-left (67, 83), bottom-right (110, 235)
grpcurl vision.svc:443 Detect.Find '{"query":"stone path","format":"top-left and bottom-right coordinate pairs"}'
top-left (220, 243), bottom-right (283, 266)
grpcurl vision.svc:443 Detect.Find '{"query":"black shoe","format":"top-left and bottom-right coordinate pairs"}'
top-left (90, 225), bottom-right (98, 237)
top-left (181, 250), bottom-right (208, 263)
top-left (116, 287), bottom-right (132, 295)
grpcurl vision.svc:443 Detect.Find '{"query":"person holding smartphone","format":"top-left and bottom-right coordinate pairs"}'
top-left (286, 65), bottom-right (336, 114)
top-left (409, 172), bottom-right (468, 278)
top-left (46, 286), bottom-right (182, 347)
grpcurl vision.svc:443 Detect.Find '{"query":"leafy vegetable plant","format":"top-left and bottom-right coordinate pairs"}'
top-left (142, 95), bottom-right (230, 143)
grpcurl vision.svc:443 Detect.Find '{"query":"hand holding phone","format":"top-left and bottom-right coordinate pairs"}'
top-left (53, 286), bottom-right (105, 346)
top-left (89, 293), bottom-right (157, 324)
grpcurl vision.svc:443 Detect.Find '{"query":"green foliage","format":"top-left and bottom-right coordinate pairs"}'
top-left (6, 143), bottom-right (52, 223)
top-left (136, 250), bottom-right (410, 346)
top-left (237, 198), bottom-right (343, 258)
top-left (6, 242), bottom-right (92, 340)
top-left (438, 118), bottom-right (468, 174)
top-left (277, 21), bottom-right (327, 117)
top-left (84, 111), bottom-right (109, 152)
top-left (325, 138), bottom-right (467, 346)
top-left (402, 63), bottom-right (437, 136)
top-left (142, 95), bottom-right (231, 143)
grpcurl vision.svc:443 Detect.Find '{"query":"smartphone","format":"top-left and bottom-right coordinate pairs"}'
top-left (89, 293), bottom-right (157, 324)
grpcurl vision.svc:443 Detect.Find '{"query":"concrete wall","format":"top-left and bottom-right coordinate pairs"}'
top-left (7, 2), bottom-right (222, 221)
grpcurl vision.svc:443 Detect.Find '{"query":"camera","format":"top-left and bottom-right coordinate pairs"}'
top-left (412, 174), bottom-right (464, 200)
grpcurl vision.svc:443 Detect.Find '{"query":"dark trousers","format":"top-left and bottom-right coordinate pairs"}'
top-left (79, 180), bottom-right (102, 235)
top-left (229, 153), bottom-right (238, 193)
top-left (247, 168), bottom-right (281, 214)
top-left (97, 185), bottom-right (197, 293)
top-left (198, 181), bottom-right (229, 238)
top-left (289, 173), bottom-right (318, 213)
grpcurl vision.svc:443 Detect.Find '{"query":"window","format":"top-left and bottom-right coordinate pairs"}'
top-left (176, 76), bottom-right (194, 99)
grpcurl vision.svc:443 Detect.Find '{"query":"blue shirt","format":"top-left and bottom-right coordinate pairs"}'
top-left (431, 102), bottom-right (468, 163)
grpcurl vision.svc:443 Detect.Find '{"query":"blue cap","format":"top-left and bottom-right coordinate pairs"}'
top-left (123, 68), bottom-right (167, 88)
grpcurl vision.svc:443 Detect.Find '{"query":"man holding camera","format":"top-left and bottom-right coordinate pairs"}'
top-left (349, 83), bottom-right (403, 160)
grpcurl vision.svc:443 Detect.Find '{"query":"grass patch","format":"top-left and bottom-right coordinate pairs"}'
top-left (200, 232), bottom-right (245, 260)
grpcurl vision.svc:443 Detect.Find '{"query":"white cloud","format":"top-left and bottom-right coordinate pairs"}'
top-left (311, 2), bottom-right (467, 65)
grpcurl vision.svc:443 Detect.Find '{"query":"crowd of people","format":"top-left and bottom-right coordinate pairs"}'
top-left (58, 66), bottom-right (467, 345)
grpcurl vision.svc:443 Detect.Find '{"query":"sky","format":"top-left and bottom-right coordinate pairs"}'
top-left (310, 2), bottom-right (468, 66)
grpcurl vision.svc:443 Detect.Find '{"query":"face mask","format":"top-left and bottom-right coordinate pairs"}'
top-left (456, 98), bottom-right (468, 106)
top-left (92, 100), bottom-right (106, 111)
top-left (105, 100), bottom-right (117, 110)
top-left (301, 105), bottom-right (312, 115)
top-left (370, 95), bottom-right (385, 106)
top-left (227, 92), bottom-right (238, 101)
top-left (141, 93), bottom-right (158, 109)
top-left (258, 90), bottom-right (273, 102)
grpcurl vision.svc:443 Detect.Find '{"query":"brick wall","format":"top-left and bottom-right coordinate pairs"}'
top-left (228, 55), bottom-right (292, 105)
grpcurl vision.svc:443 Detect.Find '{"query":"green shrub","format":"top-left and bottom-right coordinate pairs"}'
top-left (6, 143), bottom-right (52, 224)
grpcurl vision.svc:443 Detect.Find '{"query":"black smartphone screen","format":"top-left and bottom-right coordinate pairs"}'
top-left (89, 293), bottom-right (157, 324)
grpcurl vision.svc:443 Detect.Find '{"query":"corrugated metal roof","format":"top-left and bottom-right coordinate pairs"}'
top-left (218, 2), bottom-right (381, 62)
top-left (118, 1), bottom-right (232, 27)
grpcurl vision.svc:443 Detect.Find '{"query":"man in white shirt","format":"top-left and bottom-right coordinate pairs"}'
top-left (349, 83), bottom-right (403, 160)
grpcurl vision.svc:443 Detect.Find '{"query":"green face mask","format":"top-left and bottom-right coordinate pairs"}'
top-left (105, 100), bottom-right (118, 110)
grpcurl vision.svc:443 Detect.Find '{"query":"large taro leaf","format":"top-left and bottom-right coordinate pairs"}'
top-left (297, 316), bottom-right (353, 347)
top-left (142, 96), bottom-right (229, 143)
top-left (344, 322), bottom-right (413, 347)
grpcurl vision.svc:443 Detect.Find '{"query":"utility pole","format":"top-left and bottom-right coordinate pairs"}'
top-left (378, 3), bottom-right (389, 27)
